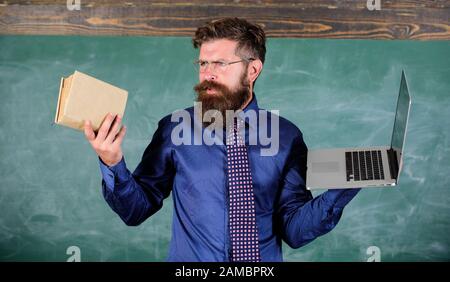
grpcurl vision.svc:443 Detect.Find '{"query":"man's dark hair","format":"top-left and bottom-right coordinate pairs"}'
top-left (193, 18), bottom-right (266, 64)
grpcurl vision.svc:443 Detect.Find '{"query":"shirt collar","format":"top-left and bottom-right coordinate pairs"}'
top-left (238, 93), bottom-right (259, 129)
top-left (242, 92), bottom-right (259, 113)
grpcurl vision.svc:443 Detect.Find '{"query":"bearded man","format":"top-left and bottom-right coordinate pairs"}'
top-left (83, 17), bottom-right (359, 262)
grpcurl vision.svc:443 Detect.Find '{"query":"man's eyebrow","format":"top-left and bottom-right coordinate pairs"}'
top-left (198, 58), bottom-right (227, 61)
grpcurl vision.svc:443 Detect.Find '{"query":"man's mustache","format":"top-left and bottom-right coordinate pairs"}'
top-left (194, 80), bottom-right (227, 93)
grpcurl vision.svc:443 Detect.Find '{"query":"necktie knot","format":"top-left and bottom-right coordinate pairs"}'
top-left (227, 117), bottom-right (245, 146)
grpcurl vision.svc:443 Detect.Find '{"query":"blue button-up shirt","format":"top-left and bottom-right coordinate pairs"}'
top-left (99, 94), bottom-right (360, 262)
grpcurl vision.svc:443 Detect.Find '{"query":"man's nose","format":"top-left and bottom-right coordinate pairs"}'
top-left (203, 72), bottom-right (217, 81)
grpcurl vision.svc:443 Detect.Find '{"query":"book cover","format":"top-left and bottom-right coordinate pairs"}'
top-left (55, 71), bottom-right (128, 132)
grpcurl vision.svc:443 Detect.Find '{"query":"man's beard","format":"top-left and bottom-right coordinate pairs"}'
top-left (194, 72), bottom-right (250, 129)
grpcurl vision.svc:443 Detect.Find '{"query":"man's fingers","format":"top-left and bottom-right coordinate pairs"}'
top-left (96, 113), bottom-right (116, 141)
top-left (84, 120), bottom-right (96, 142)
top-left (113, 125), bottom-right (127, 146)
top-left (105, 115), bottom-right (122, 144)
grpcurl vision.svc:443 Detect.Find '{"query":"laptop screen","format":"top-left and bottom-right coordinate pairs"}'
top-left (390, 71), bottom-right (411, 161)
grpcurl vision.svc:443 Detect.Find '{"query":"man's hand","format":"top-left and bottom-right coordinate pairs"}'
top-left (84, 113), bottom-right (127, 167)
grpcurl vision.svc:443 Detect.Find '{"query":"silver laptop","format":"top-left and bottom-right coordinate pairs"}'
top-left (306, 71), bottom-right (411, 189)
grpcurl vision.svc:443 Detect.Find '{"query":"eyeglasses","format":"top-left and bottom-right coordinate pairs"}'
top-left (194, 58), bottom-right (255, 73)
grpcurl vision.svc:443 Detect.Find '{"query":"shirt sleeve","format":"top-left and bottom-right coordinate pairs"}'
top-left (276, 134), bottom-right (360, 249)
top-left (99, 117), bottom-right (175, 226)
top-left (99, 157), bottom-right (126, 192)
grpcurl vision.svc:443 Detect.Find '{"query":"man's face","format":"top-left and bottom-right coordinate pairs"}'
top-left (197, 39), bottom-right (249, 94)
top-left (194, 39), bottom-right (252, 127)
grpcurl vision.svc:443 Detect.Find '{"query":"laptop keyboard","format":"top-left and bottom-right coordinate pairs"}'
top-left (345, 150), bottom-right (385, 181)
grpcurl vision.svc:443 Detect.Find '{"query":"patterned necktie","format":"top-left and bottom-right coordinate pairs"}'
top-left (226, 118), bottom-right (261, 262)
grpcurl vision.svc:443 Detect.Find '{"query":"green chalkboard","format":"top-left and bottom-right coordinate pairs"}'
top-left (0, 36), bottom-right (449, 262)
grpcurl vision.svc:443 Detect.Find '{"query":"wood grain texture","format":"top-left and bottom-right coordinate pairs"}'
top-left (1, 1), bottom-right (449, 39)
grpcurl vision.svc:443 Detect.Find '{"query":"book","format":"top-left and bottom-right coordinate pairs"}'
top-left (55, 70), bottom-right (128, 132)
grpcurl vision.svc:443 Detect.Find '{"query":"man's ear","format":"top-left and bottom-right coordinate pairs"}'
top-left (247, 59), bottom-right (263, 84)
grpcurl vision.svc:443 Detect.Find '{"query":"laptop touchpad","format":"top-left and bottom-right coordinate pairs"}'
top-left (312, 162), bottom-right (340, 173)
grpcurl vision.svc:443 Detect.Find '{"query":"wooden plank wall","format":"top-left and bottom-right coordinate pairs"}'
top-left (1, 0), bottom-right (449, 39)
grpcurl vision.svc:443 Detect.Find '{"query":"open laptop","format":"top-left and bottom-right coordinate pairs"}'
top-left (306, 71), bottom-right (411, 189)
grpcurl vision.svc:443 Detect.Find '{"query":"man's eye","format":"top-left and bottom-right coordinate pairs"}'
top-left (199, 61), bottom-right (208, 67)
top-left (211, 61), bottom-right (226, 67)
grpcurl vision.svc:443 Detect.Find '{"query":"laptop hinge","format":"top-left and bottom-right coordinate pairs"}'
top-left (387, 148), bottom-right (399, 180)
